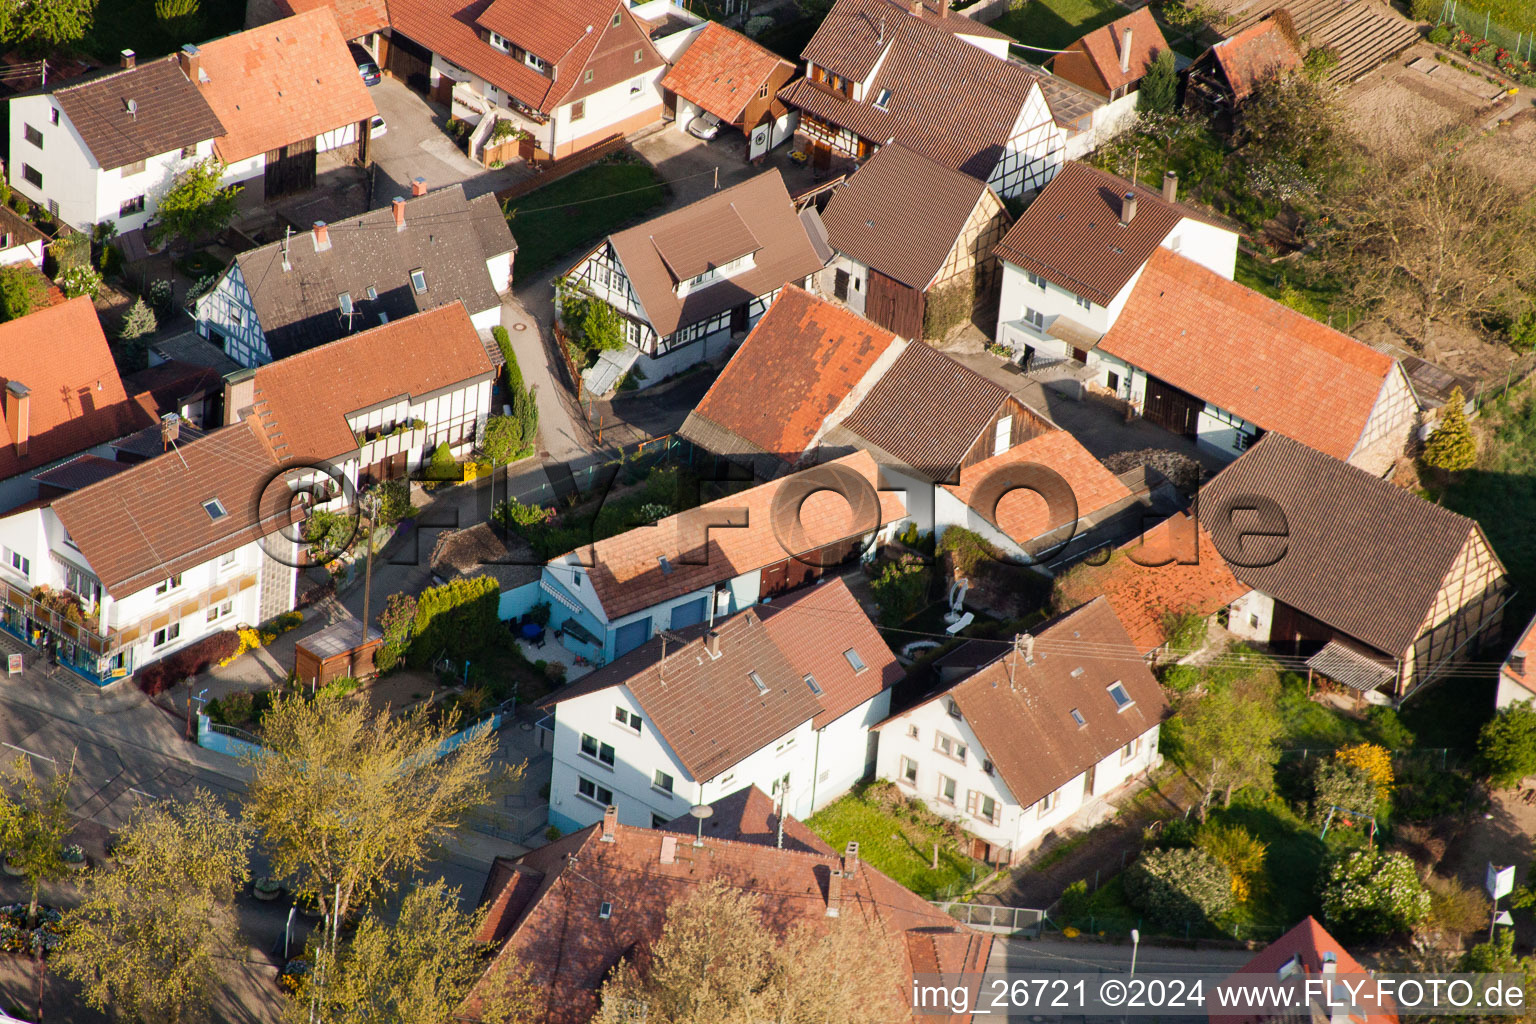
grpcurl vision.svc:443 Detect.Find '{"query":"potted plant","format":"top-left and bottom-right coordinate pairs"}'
top-left (254, 876), bottom-right (284, 901)
top-left (1, 855), bottom-right (23, 878)
top-left (61, 844), bottom-right (86, 872)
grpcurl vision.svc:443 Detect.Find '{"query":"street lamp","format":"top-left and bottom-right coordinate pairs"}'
top-left (1129, 928), bottom-right (1140, 976)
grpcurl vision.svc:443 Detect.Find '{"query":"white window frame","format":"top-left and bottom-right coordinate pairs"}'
top-left (579, 733), bottom-right (615, 767)
top-left (577, 776), bottom-right (613, 806)
top-left (899, 755), bottom-right (918, 785)
top-left (154, 574), bottom-right (183, 596)
top-left (937, 774), bottom-right (957, 805)
top-left (1022, 306), bottom-right (1044, 331)
top-left (614, 707), bottom-right (642, 734)
top-left (153, 622), bottom-right (181, 648)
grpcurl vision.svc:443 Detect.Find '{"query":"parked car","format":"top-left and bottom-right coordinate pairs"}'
top-left (349, 43), bottom-right (381, 86)
top-left (370, 115), bottom-right (387, 138)
top-left (686, 113), bottom-right (721, 141)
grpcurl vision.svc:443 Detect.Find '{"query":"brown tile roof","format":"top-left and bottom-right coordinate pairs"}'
top-left (992, 161), bottom-right (1185, 306)
top-left (659, 785), bottom-right (834, 855)
top-left (760, 576), bottom-right (901, 727)
top-left (121, 360), bottom-right (222, 416)
top-left (781, 0), bottom-right (1044, 181)
top-left (1504, 613), bottom-right (1536, 701)
top-left (906, 597), bottom-right (1168, 808)
top-left (273, 0), bottom-right (391, 39)
top-left (558, 450), bottom-right (905, 621)
top-left (601, 169), bottom-right (824, 338)
top-left (468, 817), bottom-right (991, 1024)
top-left (804, 0), bottom-right (1011, 80)
top-left (244, 304), bottom-right (494, 463)
top-left (232, 184), bottom-right (513, 360)
top-left (31, 454), bottom-right (129, 493)
top-left (1198, 433), bottom-right (1495, 657)
top-left (1098, 249), bottom-right (1399, 461)
top-left (197, 9), bottom-right (378, 164)
top-left (0, 297), bottom-right (154, 484)
top-left (48, 421), bottom-right (293, 596)
top-left (51, 57), bottom-right (225, 172)
top-left (1212, 917), bottom-right (1397, 1024)
top-left (941, 430), bottom-right (1134, 549)
top-left (0, 206), bottom-right (46, 250)
top-left (1067, 7), bottom-right (1169, 93)
top-left (837, 341), bottom-right (1012, 480)
top-left (683, 285), bottom-right (899, 469)
top-left (1052, 511), bottom-right (1247, 654)
top-left (660, 21), bottom-right (794, 124)
top-left (652, 203), bottom-right (761, 281)
top-left (1208, 18), bottom-right (1301, 102)
top-left (820, 144), bottom-right (994, 291)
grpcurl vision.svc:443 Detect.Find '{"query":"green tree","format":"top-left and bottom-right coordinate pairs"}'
top-left (1423, 387), bottom-right (1477, 472)
top-left (0, 0), bottom-right (97, 50)
top-left (1138, 49), bottom-right (1177, 113)
top-left (1123, 847), bottom-right (1235, 930)
top-left (1308, 758), bottom-right (1379, 825)
top-left (410, 574), bottom-right (501, 665)
top-left (0, 755), bottom-right (74, 927)
top-left (54, 792), bottom-right (249, 1024)
top-left (424, 441), bottom-right (459, 481)
top-left (512, 381), bottom-right (538, 455)
top-left (1480, 699), bottom-right (1536, 788)
top-left (154, 159), bottom-right (241, 249)
top-left (1319, 848), bottom-right (1430, 941)
top-left (481, 414), bottom-right (527, 465)
top-left (374, 591), bottom-right (416, 673)
top-left (244, 694), bottom-right (506, 931)
top-left (51, 230), bottom-right (90, 272)
top-left (0, 265), bottom-right (43, 322)
top-left (581, 298), bottom-right (626, 353)
top-left (289, 880), bottom-right (541, 1024)
top-left (154, 0), bottom-right (200, 24)
top-left (1175, 672), bottom-right (1283, 818)
top-left (1195, 823), bottom-right (1267, 903)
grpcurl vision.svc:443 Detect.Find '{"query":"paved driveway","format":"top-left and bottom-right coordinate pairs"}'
top-left (366, 79), bottom-right (532, 207)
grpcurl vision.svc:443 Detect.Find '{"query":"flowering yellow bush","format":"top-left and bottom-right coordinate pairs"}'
top-left (1062, 926), bottom-right (1080, 938)
top-left (218, 627), bottom-right (277, 668)
top-left (1335, 743), bottom-right (1393, 796)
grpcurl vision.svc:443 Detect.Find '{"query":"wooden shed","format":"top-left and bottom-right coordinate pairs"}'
top-left (294, 619), bottom-right (384, 688)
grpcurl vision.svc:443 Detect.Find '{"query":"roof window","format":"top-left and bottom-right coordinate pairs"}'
top-left (202, 498), bottom-right (227, 521)
top-left (338, 292), bottom-right (353, 315)
top-left (410, 268), bottom-right (427, 294)
top-left (599, 901), bottom-right (612, 920)
top-left (366, 285), bottom-right (378, 300)
top-left (804, 674), bottom-right (823, 696)
top-left (873, 88), bottom-right (891, 109)
top-left (1107, 682), bottom-right (1133, 710)
top-left (1070, 708), bottom-right (1086, 727)
top-left (844, 648), bottom-right (866, 672)
top-left (749, 671), bottom-right (767, 694)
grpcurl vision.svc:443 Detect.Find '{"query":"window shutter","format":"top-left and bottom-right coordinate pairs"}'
top-left (966, 790), bottom-right (978, 816)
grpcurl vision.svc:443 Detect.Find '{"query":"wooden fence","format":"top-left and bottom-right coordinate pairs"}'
top-left (495, 135), bottom-right (631, 204)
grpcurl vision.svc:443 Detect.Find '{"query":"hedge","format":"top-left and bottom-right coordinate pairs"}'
top-left (409, 575), bottom-right (502, 667)
top-left (135, 630), bottom-right (242, 696)
top-left (1123, 847), bottom-right (1235, 930)
top-left (493, 325), bottom-right (522, 394)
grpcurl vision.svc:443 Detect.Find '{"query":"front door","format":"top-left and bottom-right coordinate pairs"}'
top-left (811, 139), bottom-right (832, 173)
top-left (834, 268), bottom-right (850, 300)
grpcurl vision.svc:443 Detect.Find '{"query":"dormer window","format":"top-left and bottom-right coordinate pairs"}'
top-left (1277, 954), bottom-right (1300, 980)
top-left (525, 52), bottom-right (548, 72)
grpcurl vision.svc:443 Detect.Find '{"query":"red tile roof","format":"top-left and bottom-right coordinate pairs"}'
top-left (467, 817), bottom-right (991, 1024)
top-left (557, 450), bottom-right (905, 621)
top-left (941, 430), bottom-right (1134, 549)
top-left (901, 597), bottom-right (1168, 808)
top-left (1212, 917), bottom-right (1397, 1024)
top-left (1052, 511), bottom-right (1247, 654)
top-left (273, 0), bottom-right (390, 38)
top-left (1067, 7), bottom-right (1168, 93)
top-left (1209, 18), bottom-right (1301, 102)
top-left (686, 285), bottom-right (900, 467)
top-left (244, 304), bottom-right (495, 464)
top-left (1506, 613), bottom-right (1536, 701)
top-left (0, 297), bottom-right (152, 487)
top-left (1098, 248), bottom-right (1398, 460)
top-left (661, 21), bottom-right (794, 124)
top-left (659, 785), bottom-right (834, 855)
top-left (198, 9), bottom-right (378, 164)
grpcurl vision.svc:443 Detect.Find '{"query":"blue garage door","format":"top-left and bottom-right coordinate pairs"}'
top-left (613, 616), bottom-right (652, 657)
top-left (670, 597), bottom-right (708, 630)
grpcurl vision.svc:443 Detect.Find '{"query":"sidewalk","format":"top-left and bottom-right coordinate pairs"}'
top-left (502, 295), bottom-right (594, 462)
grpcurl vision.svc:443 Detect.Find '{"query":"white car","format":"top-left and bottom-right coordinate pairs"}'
top-left (686, 113), bottom-right (721, 141)
top-left (370, 115), bottom-right (387, 139)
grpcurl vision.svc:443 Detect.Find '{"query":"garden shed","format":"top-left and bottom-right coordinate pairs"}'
top-left (294, 619), bottom-right (384, 687)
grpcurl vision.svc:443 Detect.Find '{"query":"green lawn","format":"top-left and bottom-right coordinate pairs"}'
top-left (504, 159), bottom-right (667, 278)
top-left (1211, 792), bottom-right (1331, 935)
top-left (1447, 0), bottom-right (1536, 36)
top-left (990, 0), bottom-right (1125, 54)
top-left (81, 0), bottom-right (245, 63)
top-left (807, 786), bottom-right (988, 900)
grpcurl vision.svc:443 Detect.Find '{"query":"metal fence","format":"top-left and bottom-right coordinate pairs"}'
top-left (935, 901), bottom-right (1046, 935)
top-left (1437, 1), bottom-right (1536, 60)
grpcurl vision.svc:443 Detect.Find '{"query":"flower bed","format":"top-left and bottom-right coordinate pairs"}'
top-left (0, 905), bottom-right (62, 956)
top-left (1441, 25), bottom-right (1535, 85)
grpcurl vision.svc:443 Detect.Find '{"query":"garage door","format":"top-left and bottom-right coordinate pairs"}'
top-left (613, 616), bottom-right (651, 657)
top-left (669, 597), bottom-right (707, 630)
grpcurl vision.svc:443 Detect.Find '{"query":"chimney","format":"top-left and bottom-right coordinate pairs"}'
top-left (938, 0), bottom-right (950, 12)
top-left (5, 382), bottom-right (29, 458)
top-left (160, 412), bottom-right (181, 451)
top-left (825, 866), bottom-right (843, 916)
top-left (1119, 191), bottom-right (1138, 226)
top-left (178, 44), bottom-right (201, 85)
top-left (311, 221), bottom-right (330, 252)
top-left (1162, 169), bottom-right (1179, 204)
top-left (391, 196), bottom-right (406, 231)
top-left (601, 804), bottom-right (617, 842)
top-left (1513, 652), bottom-right (1529, 676)
top-left (120, 49), bottom-right (136, 70)
top-left (1020, 633), bottom-right (1035, 665)
top-left (659, 835), bottom-right (677, 864)
top-left (411, 176), bottom-right (428, 197)
top-left (222, 368), bottom-right (258, 426)
top-left (909, 0), bottom-right (922, 15)
top-left (705, 630), bottom-right (721, 658)
top-left (1120, 26), bottom-right (1133, 75)
top-left (842, 840), bottom-right (860, 878)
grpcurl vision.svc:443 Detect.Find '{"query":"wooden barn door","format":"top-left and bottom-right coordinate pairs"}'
top-left (264, 137), bottom-right (317, 198)
top-left (866, 269), bottom-right (923, 340)
top-left (1143, 375), bottom-right (1202, 437)
top-left (385, 33), bottom-right (433, 94)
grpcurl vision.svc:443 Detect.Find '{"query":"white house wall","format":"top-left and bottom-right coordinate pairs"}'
top-left (195, 262), bottom-right (271, 367)
top-left (550, 71), bottom-right (666, 156)
top-left (984, 86), bottom-right (1064, 200)
top-left (808, 690), bottom-right (890, 810)
top-left (1166, 216), bottom-right (1238, 280)
top-left (485, 252), bottom-right (513, 294)
top-left (1227, 589), bottom-right (1273, 644)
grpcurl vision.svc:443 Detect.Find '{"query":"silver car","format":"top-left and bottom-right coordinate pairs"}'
top-left (686, 113), bottom-right (721, 141)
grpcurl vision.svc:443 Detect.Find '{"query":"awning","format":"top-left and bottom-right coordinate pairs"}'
top-left (559, 618), bottom-right (601, 646)
top-left (1307, 639), bottom-right (1398, 692)
top-left (1046, 314), bottom-right (1104, 350)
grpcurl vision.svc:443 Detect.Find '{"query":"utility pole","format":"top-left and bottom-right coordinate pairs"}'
top-left (359, 492), bottom-right (378, 645)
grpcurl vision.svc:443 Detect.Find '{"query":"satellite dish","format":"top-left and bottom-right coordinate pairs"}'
top-left (688, 803), bottom-right (712, 847)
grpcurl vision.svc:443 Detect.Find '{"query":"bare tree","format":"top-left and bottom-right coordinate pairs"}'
top-left (1325, 150), bottom-right (1536, 356)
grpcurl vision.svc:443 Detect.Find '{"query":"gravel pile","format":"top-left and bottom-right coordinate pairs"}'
top-left (1099, 448), bottom-right (1202, 493)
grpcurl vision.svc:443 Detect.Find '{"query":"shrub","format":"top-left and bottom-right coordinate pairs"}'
top-left (921, 279), bottom-right (973, 340)
top-left (579, 298), bottom-right (626, 353)
top-left (118, 297), bottom-right (158, 341)
top-left (937, 526), bottom-right (1005, 576)
top-left (370, 479), bottom-right (415, 528)
top-left (134, 630), bottom-right (242, 695)
top-left (265, 610), bottom-right (304, 634)
top-left (1367, 706), bottom-right (1415, 750)
top-left (493, 325), bottom-right (522, 393)
top-left (1123, 847), bottom-right (1235, 930)
top-left (146, 278), bottom-right (175, 320)
top-left (1195, 823), bottom-right (1267, 903)
top-left (1319, 849), bottom-right (1431, 940)
top-left (1479, 700), bottom-right (1536, 788)
top-left (1428, 24), bottom-right (1451, 44)
top-left (56, 264), bottom-right (101, 299)
top-left (423, 442), bottom-right (460, 482)
top-left (492, 497), bottom-right (555, 531)
top-left (1335, 743), bottom-right (1394, 797)
top-left (1408, 0), bottom-right (1436, 20)
top-left (1160, 664), bottom-right (1202, 693)
top-left (1425, 874), bottom-right (1491, 940)
top-left (50, 231), bottom-right (89, 272)
top-left (870, 556), bottom-right (930, 626)
top-left (1423, 387), bottom-right (1477, 472)
top-left (1309, 758), bottom-right (1380, 824)
top-left (0, 266), bottom-right (43, 322)
top-left (481, 414), bottom-right (528, 465)
top-left (1059, 879), bottom-right (1090, 921)
top-left (375, 592), bottom-right (417, 674)
top-left (410, 575), bottom-right (501, 666)
top-left (1138, 48), bottom-right (1177, 112)
top-left (305, 508), bottom-right (357, 559)
top-left (1160, 610), bottom-right (1207, 655)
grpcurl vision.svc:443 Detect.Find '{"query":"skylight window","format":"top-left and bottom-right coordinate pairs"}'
top-left (338, 292), bottom-right (353, 315)
top-left (1070, 708), bottom-right (1086, 727)
top-left (1107, 682), bottom-right (1133, 710)
top-left (409, 268), bottom-right (427, 294)
top-left (804, 674), bottom-right (823, 696)
top-left (599, 901), bottom-right (612, 920)
top-left (749, 671), bottom-right (767, 694)
top-left (844, 648), bottom-right (866, 672)
top-left (202, 498), bottom-right (227, 521)
top-left (366, 285), bottom-right (378, 300)
top-left (873, 88), bottom-right (891, 109)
